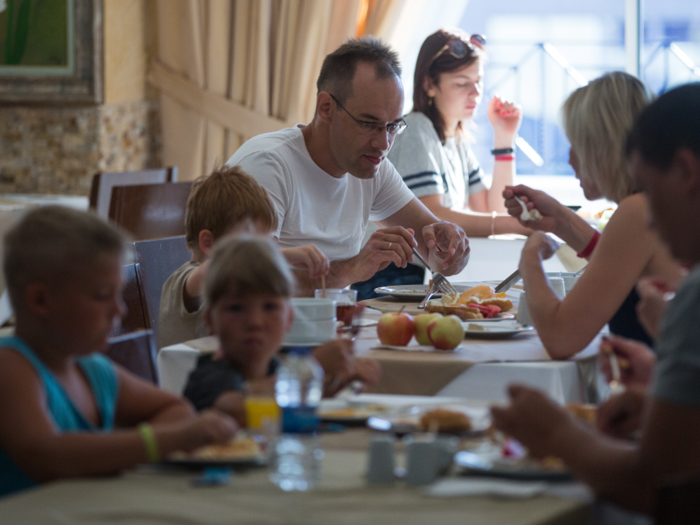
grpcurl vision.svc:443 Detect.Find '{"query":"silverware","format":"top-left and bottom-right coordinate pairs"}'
top-left (608, 351), bottom-right (625, 396)
top-left (411, 247), bottom-right (457, 295)
top-left (494, 269), bottom-right (521, 293)
top-left (418, 283), bottom-right (439, 309)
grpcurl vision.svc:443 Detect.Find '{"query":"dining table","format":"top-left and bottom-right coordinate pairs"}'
top-left (0, 394), bottom-right (594, 525)
top-left (158, 285), bottom-right (606, 404)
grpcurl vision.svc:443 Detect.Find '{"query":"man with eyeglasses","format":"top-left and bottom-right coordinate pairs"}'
top-left (226, 38), bottom-right (470, 295)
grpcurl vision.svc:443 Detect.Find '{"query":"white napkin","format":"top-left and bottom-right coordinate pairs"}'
top-left (424, 478), bottom-right (547, 498)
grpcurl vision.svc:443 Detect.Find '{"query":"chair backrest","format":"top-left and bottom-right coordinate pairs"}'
top-left (132, 236), bottom-right (191, 344)
top-left (89, 167), bottom-right (178, 218)
top-left (656, 473), bottom-right (700, 525)
top-left (114, 263), bottom-right (149, 336)
top-left (104, 330), bottom-right (159, 384)
top-left (108, 181), bottom-right (193, 241)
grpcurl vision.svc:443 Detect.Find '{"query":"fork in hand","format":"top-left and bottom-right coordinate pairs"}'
top-left (411, 247), bottom-right (457, 295)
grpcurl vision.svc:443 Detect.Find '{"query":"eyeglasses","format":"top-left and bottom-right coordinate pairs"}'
top-left (429, 34), bottom-right (486, 67)
top-left (329, 93), bottom-right (407, 136)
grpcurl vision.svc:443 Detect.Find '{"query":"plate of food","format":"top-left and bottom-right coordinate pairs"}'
top-left (166, 436), bottom-right (266, 469)
top-left (424, 284), bottom-right (516, 321)
top-left (367, 406), bottom-right (490, 437)
top-left (318, 399), bottom-right (388, 425)
top-left (454, 450), bottom-right (572, 481)
top-left (462, 321), bottom-right (534, 339)
top-left (374, 283), bottom-right (475, 300)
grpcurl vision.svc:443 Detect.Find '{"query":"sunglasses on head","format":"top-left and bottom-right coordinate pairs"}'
top-left (429, 34), bottom-right (486, 66)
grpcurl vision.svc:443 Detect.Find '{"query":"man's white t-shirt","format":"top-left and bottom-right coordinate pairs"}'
top-left (225, 127), bottom-right (414, 261)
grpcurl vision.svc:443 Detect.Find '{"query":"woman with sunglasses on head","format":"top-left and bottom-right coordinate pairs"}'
top-left (387, 29), bottom-right (531, 240)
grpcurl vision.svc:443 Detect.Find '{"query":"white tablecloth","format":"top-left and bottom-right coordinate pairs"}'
top-left (158, 328), bottom-right (602, 404)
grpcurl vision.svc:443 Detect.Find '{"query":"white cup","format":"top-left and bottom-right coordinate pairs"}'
top-left (290, 298), bottom-right (336, 321)
top-left (548, 277), bottom-right (565, 299)
top-left (285, 318), bottom-right (336, 344)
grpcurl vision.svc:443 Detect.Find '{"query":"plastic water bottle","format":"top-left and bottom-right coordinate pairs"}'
top-left (270, 346), bottom-right (324, 491)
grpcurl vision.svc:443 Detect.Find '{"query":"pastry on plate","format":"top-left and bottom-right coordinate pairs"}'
top-left (420, 408), bottom-right (472, 432)
top-left (189, 438), bottom-right (261, 459)
top-left (565, 403), bottom-right (597, 426)
top-left (425, 303), bottom-right (483, 320)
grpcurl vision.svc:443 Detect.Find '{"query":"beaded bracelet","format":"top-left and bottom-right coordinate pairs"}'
top-left (577, 230), bottom-right (601, 258)
top-left (138, 423), bottom-right (160, 463)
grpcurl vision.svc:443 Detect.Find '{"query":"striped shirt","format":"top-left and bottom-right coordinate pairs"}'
top-left (387, 112), bottom-right (486, 209)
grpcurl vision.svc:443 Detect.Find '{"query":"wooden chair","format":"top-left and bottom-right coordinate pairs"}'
top-left (655, 473), bottom-right (700, 524)
top-left (108, 181), bottom-right (193, 241)
top-left (132, 236), bottom-right (191, 345)
top-left (89, 167), bottom-right (178, 218)
top-left (114, 263), bottom-right (149, 336)
top-left (104, 330), bottom-right (159, 384)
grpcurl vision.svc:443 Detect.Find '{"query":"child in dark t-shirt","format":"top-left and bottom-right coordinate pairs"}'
top-left (183, 234), bottom-right (381, 426)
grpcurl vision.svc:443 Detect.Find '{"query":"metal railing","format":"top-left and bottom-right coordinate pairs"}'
top-left (475, 40), bottom-right (700, 175)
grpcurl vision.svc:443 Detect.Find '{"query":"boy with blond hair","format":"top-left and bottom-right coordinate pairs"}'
top-left (0, 207), bottom-right (236, 497)
top-left (159, 165), bottom-right (329, 348)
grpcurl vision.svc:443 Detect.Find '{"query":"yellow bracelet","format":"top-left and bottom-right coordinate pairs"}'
top-left (138, 423), bottom-right (160, 463)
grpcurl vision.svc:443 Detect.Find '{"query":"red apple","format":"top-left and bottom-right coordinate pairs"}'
top-left (427, 315), bottom-right (464, 350)
top-left (414, 313), bottom-right (442, 345)
top-left (377, 311), bottom-right (415, 346)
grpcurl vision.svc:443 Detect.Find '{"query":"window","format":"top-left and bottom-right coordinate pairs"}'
top-left (458, 0), bottom-right (626, 177)
top-left (641, 0), bottom-right (700, 93)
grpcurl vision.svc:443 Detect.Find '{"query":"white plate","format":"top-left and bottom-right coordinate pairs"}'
top-left (367, 404), bottom-right (491, 436)
top-left (374, 283), bottom-right (481, 300)
top-left (462, 321), bottom-right (534, 339)
top-left (454, 450), bottom-right (571, 481)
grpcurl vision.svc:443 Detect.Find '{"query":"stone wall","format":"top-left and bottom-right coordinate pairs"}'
top-left (0, 99), bottom-right (161, 196)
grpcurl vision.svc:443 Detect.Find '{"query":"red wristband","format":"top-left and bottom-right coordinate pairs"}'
top-left (494, 154), bottom-right (514, 161)
top-left (577, 230), bottom-right (601, 258)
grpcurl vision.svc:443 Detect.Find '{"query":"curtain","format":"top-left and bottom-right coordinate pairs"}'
top-left (150, 0), bottom-right (361, 180)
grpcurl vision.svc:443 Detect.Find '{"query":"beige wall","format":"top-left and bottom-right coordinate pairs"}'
top-left (104, 0), bottom-right (148, 105)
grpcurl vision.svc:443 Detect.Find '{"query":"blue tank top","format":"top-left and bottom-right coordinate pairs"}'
top-left (0, 336), bottom-right (119, 497)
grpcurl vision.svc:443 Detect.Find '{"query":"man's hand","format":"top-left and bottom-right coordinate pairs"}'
top-left (491, 385), bottom-right (572, 459)
top-left (350, 226), bottom-right (418, 282)
top-left (281, 244), bottom-right (329, 279)
top-left (596, 386), bottom-right (647, 439)
top-left (422, 221), bottom-right (470, 274)
top-left (599, 335), bottom-right (656, 389)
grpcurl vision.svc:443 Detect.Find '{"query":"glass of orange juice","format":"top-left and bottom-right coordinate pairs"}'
top-left (244, 381), bottom-right (280, 440)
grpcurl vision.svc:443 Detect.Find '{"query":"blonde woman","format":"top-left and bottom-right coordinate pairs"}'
top-left (503, 72), bottom-right (683, 359)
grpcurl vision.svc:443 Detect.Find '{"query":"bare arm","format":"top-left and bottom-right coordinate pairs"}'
top-left (420, 194), bottom-right (530, 237)
top-left (503, 185), bottom-right (598, 254)
top-left (0, 352), bottom-right (236, 482)
top-left (492, 385), bottom-right (700, 514)
top-left (183, 260), bottom-right (210, 313)
top-left (521, 195), bottom-right (658, 359)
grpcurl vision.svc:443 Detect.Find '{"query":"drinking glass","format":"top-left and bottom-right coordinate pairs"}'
top-left (314, 288), bottom-right (357, 327)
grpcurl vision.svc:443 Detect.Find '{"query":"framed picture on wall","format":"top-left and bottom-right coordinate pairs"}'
top-left (0, 0), bottom-right (103, 104)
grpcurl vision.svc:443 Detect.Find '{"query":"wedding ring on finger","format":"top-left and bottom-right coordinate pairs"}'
top-left (388, 242), bottom-right (392, 250)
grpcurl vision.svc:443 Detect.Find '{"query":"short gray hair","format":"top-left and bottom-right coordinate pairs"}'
top-left (317, 37), bottom-right (402, 104)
